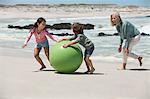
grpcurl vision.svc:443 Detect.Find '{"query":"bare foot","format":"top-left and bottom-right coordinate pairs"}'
top-left (138, 57), bottom-right (143, 66)
top-left (117, 67), bottom-right (126, 70)
top-left (89, 68), bottom-right (95, 74)
top-left (84, 70), bottom-right (90, 74)
top-left (39, 66), bottom-right (46, 71)
top-left (117, 63), bottom-right (126, 70)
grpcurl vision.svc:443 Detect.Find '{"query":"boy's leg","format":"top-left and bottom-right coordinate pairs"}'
top-left (84, 57), bottom-right (91, 72)
top-left (84, 56), bottom-right (95, 74)
top-left (88, 57), bottom-right (95, 73)
top-left (84, 46), bottom-right (95, 73)
top-left (34, 48), bottom-right (46, 70)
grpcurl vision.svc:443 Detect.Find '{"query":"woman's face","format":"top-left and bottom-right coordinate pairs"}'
top-left (38, 21), bottom-right (46, 30)
top-left (111, 14), bottom-right (120, 26)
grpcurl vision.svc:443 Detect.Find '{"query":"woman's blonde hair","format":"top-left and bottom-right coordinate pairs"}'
top-left (110, 12), bottom-right (122, 26)
top-left (72, 22), bottom-right (84, 34)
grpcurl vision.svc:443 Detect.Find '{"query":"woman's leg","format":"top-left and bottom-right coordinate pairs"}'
top-left (128, 35), bottom-right (142, 66)
top-left (121, 34), bottom-right (142, 70)
top-left (34, 48), bottom-right (46, 70)
top-left (122, 48), bottom-right (127, 70)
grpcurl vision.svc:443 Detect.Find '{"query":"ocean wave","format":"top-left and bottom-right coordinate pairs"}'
top-left (139, 24), bottom-right (150, 34)
top-left (52, 16), bottom-right (108, 21)
top-left (91, 55), bottom-right (121, 61)
top-left (91, 55), bottom-right (136, 62)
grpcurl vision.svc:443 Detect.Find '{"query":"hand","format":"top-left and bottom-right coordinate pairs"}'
top-left (63, 44), bottom-right (68, 48)
top-left (57, 39), bottom-right (65, 43)
top-left (22, 44), bottom-right (27, 48)
top-left (57, 40), bottom-right (62, 43)
top-left (124, 48), bottom-right (129, 55)
top-left (118, 45), bottom-right (122, 53)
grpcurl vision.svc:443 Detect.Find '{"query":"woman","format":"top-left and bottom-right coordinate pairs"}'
top-left (110, 12), bottom-right (143, 70)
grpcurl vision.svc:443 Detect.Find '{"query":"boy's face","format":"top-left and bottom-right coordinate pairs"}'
top-left (72, 25), bottom-right (80, 34)
top-left (73, 27), bottom-right (78, 33)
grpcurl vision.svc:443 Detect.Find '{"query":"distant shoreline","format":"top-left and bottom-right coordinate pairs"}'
top-left (0, 4), bottom-right (149, 19)
top-left (0, 4), bottom-right (148, 7)
top-left (0, 3), bottom-right (149, 7)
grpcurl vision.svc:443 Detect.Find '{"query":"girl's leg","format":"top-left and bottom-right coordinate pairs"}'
top-left (43, 47), bottom-right (49, 61)
top-left (34, 48), bottom-right (46, 70)
top-left (43, 47), bottom-right (53, 66)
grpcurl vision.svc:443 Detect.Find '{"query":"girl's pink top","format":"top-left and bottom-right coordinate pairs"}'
top-left (24, 29), bottom-right (57, 45)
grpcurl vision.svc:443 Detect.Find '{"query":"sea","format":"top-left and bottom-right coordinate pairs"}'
top-left (0, 16), bottom-right (150, 62)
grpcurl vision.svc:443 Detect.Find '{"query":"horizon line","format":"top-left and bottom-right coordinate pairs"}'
top-left (0, 3), bottom-right (149, 7)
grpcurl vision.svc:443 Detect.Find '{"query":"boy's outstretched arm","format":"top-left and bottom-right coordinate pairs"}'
top-left (63, 41), bottom-right (77, 48)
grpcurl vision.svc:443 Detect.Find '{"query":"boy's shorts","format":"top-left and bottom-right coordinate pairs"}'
top-left (36, 40), bottom-right (49, 48)
top-left (84, 46), bottom-right (94, 57)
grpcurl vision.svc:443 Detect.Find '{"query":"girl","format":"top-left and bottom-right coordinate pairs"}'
top-left (22, 17), bottom-right (58, 70)
top-left (59, 23), bottom-right (95, 74)
top-left (110, 12), bottom-right (143, 70)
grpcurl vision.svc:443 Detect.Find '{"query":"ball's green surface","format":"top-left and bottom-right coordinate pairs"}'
top-left (50, 41), bottom-right (83, 73)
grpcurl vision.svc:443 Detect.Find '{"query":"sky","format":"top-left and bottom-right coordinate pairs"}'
top-left (0, 0), bottom-right (149, 6)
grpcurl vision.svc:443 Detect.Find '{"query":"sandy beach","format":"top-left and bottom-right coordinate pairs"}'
top-left (0, 4), bottom-right (150, 99)
top-left (0, 47), bottom-right (150, 99)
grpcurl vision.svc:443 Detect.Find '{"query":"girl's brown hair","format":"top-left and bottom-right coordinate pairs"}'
top-left (72, 22), bottom-right (84, 34)
top-left (33, 17), bottom-right (46, 28)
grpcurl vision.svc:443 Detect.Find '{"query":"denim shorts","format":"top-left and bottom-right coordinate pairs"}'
top-left (84, 46), bottom-right (94, 57)
top-left (36, 40), bottom-right (49, 48)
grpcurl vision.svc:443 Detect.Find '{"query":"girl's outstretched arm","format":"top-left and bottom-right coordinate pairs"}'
top-left (57, 38), bottom-right (69, 42)
top-left (22, 30), bottom-right (33, 48)
top-left (45, 30), bottom-right (58, 42)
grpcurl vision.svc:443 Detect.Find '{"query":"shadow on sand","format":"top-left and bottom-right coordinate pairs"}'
top-left (33, 69), bottom-right (56, 72)
top-left (55, 72), bottom-right (104, 75)
top-left (33, 69), bottom-right (104, 75)
top-left (128, 68), bottom-right (150, 71)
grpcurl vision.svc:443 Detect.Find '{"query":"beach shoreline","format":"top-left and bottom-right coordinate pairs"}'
top-left (0, 4), bottom-right (150, 19)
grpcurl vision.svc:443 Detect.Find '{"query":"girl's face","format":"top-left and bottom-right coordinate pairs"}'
top-left (37, 21), bottom-right (46, 30)
top-left (111, 14), bottom-right (120, 26)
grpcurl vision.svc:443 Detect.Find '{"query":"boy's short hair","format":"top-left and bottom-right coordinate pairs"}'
top-left (72, 22), bottom-right (84, 34)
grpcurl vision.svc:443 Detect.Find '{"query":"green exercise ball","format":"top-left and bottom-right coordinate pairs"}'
top-left (50, 41), bottom-right (83, 73)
